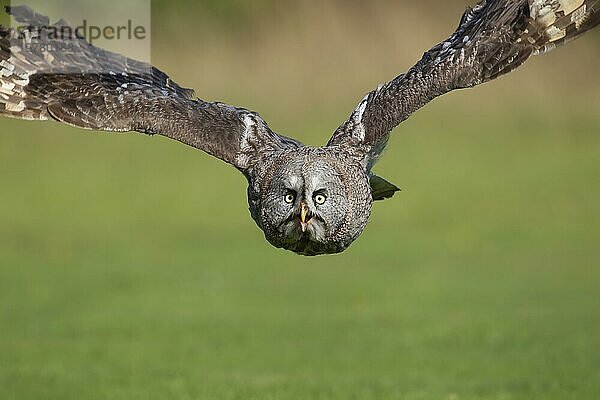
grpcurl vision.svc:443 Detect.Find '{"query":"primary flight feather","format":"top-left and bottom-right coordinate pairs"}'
top-left (1, 1), bottom-right (598, 255)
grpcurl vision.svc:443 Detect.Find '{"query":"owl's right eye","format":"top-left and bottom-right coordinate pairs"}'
top-left (284, 193), bottom-right (296, 204)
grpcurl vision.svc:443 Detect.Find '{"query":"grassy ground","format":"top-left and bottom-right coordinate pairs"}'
top-left (1, 1), bottom-right (600, 399)
top-left (1, 106), bottom-right (599, 399)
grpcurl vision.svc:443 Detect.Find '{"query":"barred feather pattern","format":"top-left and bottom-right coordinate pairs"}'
top-left (328, 0), bottom-right (600, 169)
top-left (0, 6), bottom-right (191, 119)
top-left (531, 0), bottom-right (600, 53)
top-left (0, 5), bottom-right (300, 170)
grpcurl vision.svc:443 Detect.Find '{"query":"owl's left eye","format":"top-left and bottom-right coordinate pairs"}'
top-left (314, 193), bottom-right (327, 205)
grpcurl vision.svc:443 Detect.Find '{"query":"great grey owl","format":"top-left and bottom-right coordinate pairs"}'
top-left (1, 1), bottom-right (599, 256)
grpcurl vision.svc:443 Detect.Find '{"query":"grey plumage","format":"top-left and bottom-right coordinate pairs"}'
top-left (329, 0), bottom-right (600, 169)
top-left (1, 1), bottom-right (598, 256)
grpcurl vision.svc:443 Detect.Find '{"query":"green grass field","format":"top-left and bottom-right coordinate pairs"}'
top-left (2, 105), bottom-right (599, 399)
top-left (1, 1), bottom-right (600, 398)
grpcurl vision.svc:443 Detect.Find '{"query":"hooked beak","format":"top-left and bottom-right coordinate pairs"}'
top-left (299, 202), bottom-right (311, 232)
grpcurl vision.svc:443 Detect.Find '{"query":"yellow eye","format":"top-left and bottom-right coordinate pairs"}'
top-left (284, 194), bottom-right (295, 204)
top-left (314, 194), bottom-right (327, 205)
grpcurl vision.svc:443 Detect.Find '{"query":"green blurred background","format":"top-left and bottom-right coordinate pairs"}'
top-left (1, 0), bottom-right (600, 398)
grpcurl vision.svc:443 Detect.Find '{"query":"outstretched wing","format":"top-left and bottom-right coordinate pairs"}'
top-left (0, 6), bottom-right (301, 171)
top-left (328, 0), bottom-right (600, 170)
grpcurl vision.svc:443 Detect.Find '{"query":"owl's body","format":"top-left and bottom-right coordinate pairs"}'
top-left (1, 1), bottom-right (599, 255)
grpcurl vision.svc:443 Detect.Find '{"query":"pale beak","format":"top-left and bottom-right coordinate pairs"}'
top-left (300, 202), bottom-right (311, 232)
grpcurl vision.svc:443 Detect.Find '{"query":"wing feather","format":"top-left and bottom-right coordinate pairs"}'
top-left (0, 6), bottom-right (301, 171)
top-left (328, 0), bottom-right (600, 169)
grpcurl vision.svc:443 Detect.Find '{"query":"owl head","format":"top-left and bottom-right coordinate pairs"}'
top-left (248, 148), bottom-right (396, 256)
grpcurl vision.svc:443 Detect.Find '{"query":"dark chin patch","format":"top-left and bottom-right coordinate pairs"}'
top-left (272, 221), bottom-right (345, 256)
top-left (290, 238), bottom-right (346, 256)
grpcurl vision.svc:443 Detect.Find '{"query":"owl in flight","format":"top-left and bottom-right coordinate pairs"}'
top-left (1, 1), bottom-right (599, 255)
